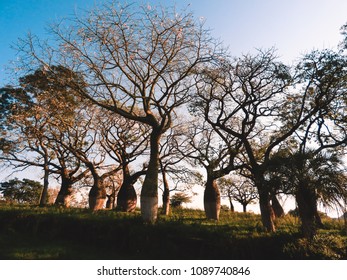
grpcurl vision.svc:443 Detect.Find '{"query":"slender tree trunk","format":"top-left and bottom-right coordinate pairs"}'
top-left (161, 167), bottom-right (170, 215)
top-left (106, 182), bottom-right (116, 209)
top-left (242, 203), bottom-right (247, 213)
top-left (141, 131), bottom-right (160, 223)
top-left (257, 178), bottom-right (276, 232)
top-left (55, 173), bottom-right (73, 207)
top-left (39, 162), bottom-right (50, 206)
top-left (271, 193), bottom-right (285, 218)
top-left (89, 177), bottom-right (106, 211)
top-left (296, 182), bottom-right (317, 239)
top-left (227, 193), bottom-right (235, 212)
top-left (229, 197), bottom-right (235, 212)
top-left (204, 176), bottom-right (221, 220)
top-left (106, 194), bottom-right (115, 209)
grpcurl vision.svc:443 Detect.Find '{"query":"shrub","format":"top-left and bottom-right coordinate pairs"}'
top-left (283, 233), bottom-right (347, 259)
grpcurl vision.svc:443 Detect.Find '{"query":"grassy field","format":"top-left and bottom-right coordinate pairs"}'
top-left (0, 205), bottom-right (346, 260)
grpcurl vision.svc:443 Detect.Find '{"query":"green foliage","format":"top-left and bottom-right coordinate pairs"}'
top-left (170, 192), bottom-right (192, 208)
top-left (0, 86), bottom-right (32, 131)
top-left (0, 178), bottom-right (43, 204)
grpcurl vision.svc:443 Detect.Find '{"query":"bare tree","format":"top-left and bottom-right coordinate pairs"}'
top-left (192, 48), bottom-right (347, 233)
top-left (159, 123), bottom-right (202, 215)
top-left (15, 2), bottom-right (220, 222)
top-left (218, 175), bottom-right (258, 213)
top-left (181, 119), bottom-right (238, 220)
top-left (98, 110), bottom-right (149, 212)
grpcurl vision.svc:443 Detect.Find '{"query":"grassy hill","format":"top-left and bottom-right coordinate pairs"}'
top-left (0, 205), bottom-right (346, 259)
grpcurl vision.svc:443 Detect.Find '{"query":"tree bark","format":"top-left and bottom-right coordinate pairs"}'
top-left (39, 162), bottom-right (50, 206)
top-left (116, 180), bottom-right (137, 212)
top-left (106, 194), bottom-right (115, 209)
top-left (228, 195), bottom-right (235, 212)
top-left (242, 203), bottom-right (247, 213)
top-left (204, 177), bottom-right (221, 220)
top-left (161, 167), bottom-right (170, 215)
top-left (116, 164), bottom-right (138, 212)
top-left (105, 181), bottom-right (117, 209)
top-left (296, 182), bottom-right (317, 239)
top-left (89, 177), bottom-right (106, 211)
top-left (55, 171), bottom-right (73, 207)
top-left (271, 193), bottom-right (285, 218)
top-left (257, 185), bottom-right (276, 232)
top-left (140, 131), bottom-right (160, 223)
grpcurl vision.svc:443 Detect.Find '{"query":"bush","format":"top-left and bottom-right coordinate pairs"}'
top-left (283, 233), bottom-right (347, 259)
top-left (170, 192), bottom-right (192, 208)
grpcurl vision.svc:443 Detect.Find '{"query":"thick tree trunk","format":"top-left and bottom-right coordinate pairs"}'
top-left (55, 173), bottom-right (73, 207)
top-left (39, 163), bottom-right (50, 206)
top-left (116, 180), bottom-right (137, 212)
top-left (141, 131), bottom-right (160, 223)
top-left (116, 165), bottom-right (138, 212)
top-left (271, 193), bottom-right (285, 218)
top-left (204, 177), bottom-right (221, 220)
top-left (257, 186), bottom-right (276, 232)
top-left (296, 183), bottom-right (317, 239)
top-left (89, 178), bottom-right (106, 211)
top-left (161, 168), bottom-right (170, 215)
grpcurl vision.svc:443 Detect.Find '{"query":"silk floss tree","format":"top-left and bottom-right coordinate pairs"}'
top-left (17, 2), bottom-right (222, 222)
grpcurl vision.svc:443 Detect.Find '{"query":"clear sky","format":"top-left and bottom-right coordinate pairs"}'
top-left (1, 0), bottom-right (347, 86)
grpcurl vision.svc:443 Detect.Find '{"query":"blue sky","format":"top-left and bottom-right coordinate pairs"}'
top-left (1, 0), bottom-right (347, 86)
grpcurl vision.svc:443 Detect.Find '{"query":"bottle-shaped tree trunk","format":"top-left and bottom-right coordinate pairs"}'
top-left (116, 177), bottom-right (137, 213)
top-left (204, 176), bottom-right (221, 220)
top-left (116, 164), bottom-right (138, 212)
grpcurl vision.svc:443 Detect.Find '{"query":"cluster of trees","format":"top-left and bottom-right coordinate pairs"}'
top-left (0, 178), bottom-right (44, 204)
top-left (1, 2), bottom-right (347, 238)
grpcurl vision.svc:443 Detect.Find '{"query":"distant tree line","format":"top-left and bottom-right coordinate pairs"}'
top-left (1, 1), bottom-right (347, 239)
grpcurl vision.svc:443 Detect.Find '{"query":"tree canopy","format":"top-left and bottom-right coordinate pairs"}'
top-left (0, 178), bottom-right (43, 204)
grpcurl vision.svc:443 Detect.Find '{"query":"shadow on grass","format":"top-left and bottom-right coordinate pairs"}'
top-left (0, 206), bottom-right (345, 260)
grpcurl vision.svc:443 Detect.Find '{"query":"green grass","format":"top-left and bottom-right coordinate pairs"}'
top-left (0, 204), bottom-right (346, 260)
